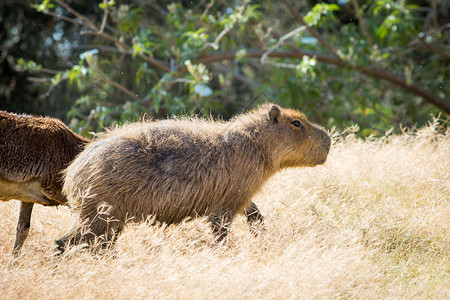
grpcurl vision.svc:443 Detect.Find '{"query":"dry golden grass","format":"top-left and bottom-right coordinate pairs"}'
top-left (1, 121), bottom-right (449, 299)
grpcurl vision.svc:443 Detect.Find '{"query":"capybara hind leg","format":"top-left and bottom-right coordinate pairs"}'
top-left (210, 213), bottom-right (232, 242)
top-left (244, 202), bottom-right (265, 236)
top-left (13, 202), bottom-right (34, 255)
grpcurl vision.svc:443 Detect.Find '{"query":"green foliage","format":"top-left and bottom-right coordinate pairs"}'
top-left (304, 3), bottom-right (340, 27)
top-left (117, 5), bottom-right (143, 35)
top-left (99, 0), bottom-right (115, 10)
top-left (16, 59), bottom-right (42, 72)
top-left (373, 0), bottom-right (420, 46)
top-left (4, 0), bottom-right (446, 137)
top-left (33, 0), bottom-right (54, 13)
top-left (296, 57), bottom-right (317, 79)
top-left (182, 28), bottom-right (209, 60)
top-left (132, 29), bottom-right (156, 58)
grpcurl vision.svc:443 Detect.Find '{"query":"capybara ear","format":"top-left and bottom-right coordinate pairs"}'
top-left (268, 105), bottom-right (280, 123)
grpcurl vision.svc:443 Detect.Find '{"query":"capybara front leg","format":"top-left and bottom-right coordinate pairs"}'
top-left (244, 202), bottom-right (265, 236)
top-left (13, 202), bottom-right (34, 255)
top-left (210, 213), bottom-right (232, 242)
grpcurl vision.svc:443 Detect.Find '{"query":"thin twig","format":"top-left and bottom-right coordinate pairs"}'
top-left (139, 54), bottom-right (170, 72)
top-left (99, 0), bottom-right (109, 34)
top-left (27, 77), bottom-right (51, 83)
top-left (216, 0), bottom-right (231, 8)
top-left (78, 44), bottom-right (132, 55)
top-left (39, 67), bottom-right (61, 75)
top-left (39, 9), bottom-right (85, 26)
top-left (193, 0), bottom-right (208, 12)
top-left (351, 0), bottom-right (374, 49)
top-left (81, 31), bottom-right (171, 71)
top-left (81, 31), bottom-right (127, 49)
top-left (200, 0), bottom-right (215, 19)
top-left (95, 75), bottom-right (141, 101)
top-left (59, 1), bottom-right (98, 31)
top-left (261, 25), bottom-right (306, 64)
top-left (261, 24), bottom-right (307, 53)
top-left (430, 0), bottom-right (438, 29)
top-left (280, 0), bottom-right (340, 60)
top-left (145, 1), bottom-right (168, 17)
top-left (212, 62), bottom-right (260, 88)
top-left (204, 2), bottom-right (249, 50)
top-left (198, 49), bottom-right (340, 65)
top-left (418, 34), bottom-right (450, 60)
top-left (81, 109), bottom-right (97, 132)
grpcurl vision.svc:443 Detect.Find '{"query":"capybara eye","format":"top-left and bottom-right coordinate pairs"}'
top-left (291, 120), bottom-right (303, 128)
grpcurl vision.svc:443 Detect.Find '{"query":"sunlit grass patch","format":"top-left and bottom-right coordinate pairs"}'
top-left (0, 120), bottom-right (448, 298)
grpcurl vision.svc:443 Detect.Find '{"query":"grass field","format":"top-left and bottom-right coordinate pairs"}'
top-left (1, 121), bottom-right (448, 299)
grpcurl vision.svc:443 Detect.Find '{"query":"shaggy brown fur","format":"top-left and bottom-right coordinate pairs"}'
top-left (0, 111), bottom-right (89, 253)
top-left (57, 104), bottom-right (331, 251)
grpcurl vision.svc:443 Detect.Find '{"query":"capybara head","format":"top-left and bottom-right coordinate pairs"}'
top-left (246, 104), bottom-right (331, 169)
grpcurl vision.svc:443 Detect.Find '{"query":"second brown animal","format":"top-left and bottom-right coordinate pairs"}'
top-left (0, 111), bottom-right (89, 253)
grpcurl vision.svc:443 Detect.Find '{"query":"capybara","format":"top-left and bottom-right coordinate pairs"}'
top-left (57, 104), bottom-right (331, 252)
top-left (0, 111), bottom-right (89, 253)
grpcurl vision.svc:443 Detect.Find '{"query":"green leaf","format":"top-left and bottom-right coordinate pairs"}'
top-left (34, 0), bottom-right (54, 12)
top-left (376, 26), bottom-right (389, 40)
top-left (99, 0), bottom-right (115, 10)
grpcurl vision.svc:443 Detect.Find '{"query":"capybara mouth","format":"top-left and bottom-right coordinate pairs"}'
top-left (323, 133), bottom-right (332, 149)
top-left (317, 156), bottom-right (328, 165)
top-left (315, 145), bottom-right (330, 165)
top-left (308, 156), bottom-right (328, 166)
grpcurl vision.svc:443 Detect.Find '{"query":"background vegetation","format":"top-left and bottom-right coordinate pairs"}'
top-left (1, 0), bottom-right (448, 136)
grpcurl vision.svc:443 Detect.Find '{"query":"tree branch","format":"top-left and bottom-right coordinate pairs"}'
top-left (27, 77), bottom-right (51, 83)
top-left (200, 0), bottom-right (215, 19)
top-left (196, 49), bottom-right (450, 113)
top-left (59, 1), bottom-right (98, 31)
top-left (353, 65), bottom-right (450, 113)
top-left (95, 75), bottom-right (141, 101)
top-left (38, 9), bottom-right (85, 26)
top-left (81, 108), bottom-right (97, 133)
top-left (430, 0), bottom-right (438, 29)
top-left (211, 62), bottom-right (260, 89)
top-left (80, 31), bottom-right (171, 72)
top-left (261, 25), bottom-right (306, 64)
top-left (99, 0), bottom-right (108, 34)
top-left (197, 49), bottom-right (340, 65)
